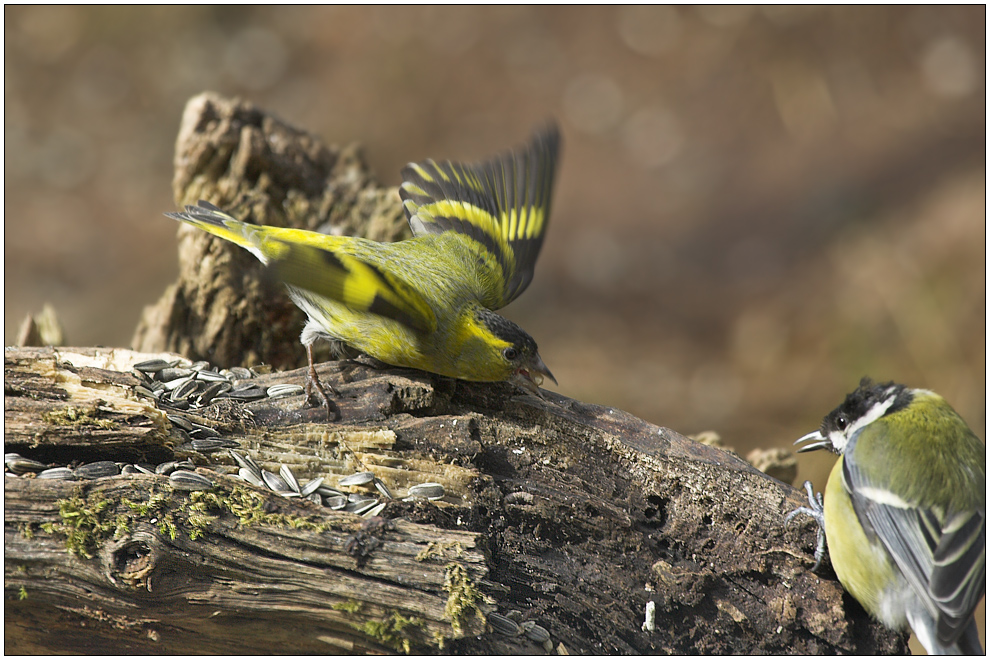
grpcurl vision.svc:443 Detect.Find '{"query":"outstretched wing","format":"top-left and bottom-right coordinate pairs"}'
top-left (165, 202), bottom-right (437, 334)
top-left (844, 424), bottom-right (986, 648)
top-left (399, 123), bottom-right (560, 309)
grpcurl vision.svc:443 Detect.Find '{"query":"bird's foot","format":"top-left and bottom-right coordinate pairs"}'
top-left (785, 480), bottom-right (827, 571)
top-left (305, 344), bottom-right (340, 421)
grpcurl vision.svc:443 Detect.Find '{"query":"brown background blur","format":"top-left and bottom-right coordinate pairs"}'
top-left (4, 5), bottom-right (985, 612)
top-left (4, 6), bottom-right (986, 650)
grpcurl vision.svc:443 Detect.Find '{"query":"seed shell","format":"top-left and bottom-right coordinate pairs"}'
top-left (279, 464), bottom-right (300, 493)
top-left (74, 461), bottom-right (120, 479)
top-left (300, 477), bottom-right (324, 497)
top-left (38, 467), bottom-right (75, 480)
top-left (373, 478), bottom-right (393, 499)
top-left (338, 471), bottom-right (375, 487)
top-left (262, 469), bottom-right (289, 492)
top-left (170, 470), bottom-right (214, 491)
top-left (488, 613), bottom-right (521, 636)
top-left (407, 482), bottom-right (445, 500)
top-left (520, 621), bottom-right (550, 643)
top-left (267, 383), bottom-right (305, 399)
top-left (237, 467), bottom-right (264, 487)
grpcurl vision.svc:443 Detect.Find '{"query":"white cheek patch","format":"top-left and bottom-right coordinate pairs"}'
top-left (831, 388), bottom-right (900, 452)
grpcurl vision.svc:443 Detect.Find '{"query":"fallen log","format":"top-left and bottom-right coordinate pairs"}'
top-left (5, 92), bottom-right (906, 654)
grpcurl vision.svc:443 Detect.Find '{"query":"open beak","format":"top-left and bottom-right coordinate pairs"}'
top-left (510, 352), bottom-right (557, 397)
top-left (793, 430), bottom-right (832, 453)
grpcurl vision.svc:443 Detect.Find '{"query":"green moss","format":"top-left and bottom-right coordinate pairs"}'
top-left (43, 481), bottom-right (341, 557)
top-left (415, 541), bottom-right (465, 562)
top-left (443, 562), bottom-right (487, 636)
top-left (185, 484), bottom-right (340, 533)
top-left (332, 600), bottom-right (363, 614)
top-left (355, 610), bottom-right (426, 654)
top-left (41, 405), bottom-right (117, 430)
top-left (18, 523), bottom-right (35, 540)
top-left (41, 494), bottom-right (120, 558)
top-left (43, 489), bottom-right (179, 557)
top-left (18, 586), bottom-right (28, 600)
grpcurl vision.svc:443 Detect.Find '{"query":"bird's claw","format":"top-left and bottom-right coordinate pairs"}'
top-left (785, 480), bottom-right (827, 571)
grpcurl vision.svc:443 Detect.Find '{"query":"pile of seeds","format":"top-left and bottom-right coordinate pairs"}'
top-left (229, 450), bottom-right (446, 516)
top-left (131, 358), bottom-right (304, 411)
top-left (4, 452), bottom-right (215, 492)
top-left (5, 449), bottom-right (447, 519)
top-left (7, 356), bottom-right (450, 518)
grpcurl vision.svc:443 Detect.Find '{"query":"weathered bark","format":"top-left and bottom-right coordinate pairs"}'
top-left (5, 93), bottom-right (908, 654)
top-left (4, 346), bottom-right (906, 654)
top-left (131, 91), bottom-right (409, 370)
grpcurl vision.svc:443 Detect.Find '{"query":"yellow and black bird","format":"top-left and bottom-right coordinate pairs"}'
top-left (166, 124), bottom-right (560, 411)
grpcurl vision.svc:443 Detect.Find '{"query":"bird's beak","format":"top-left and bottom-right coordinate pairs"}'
top-left (511, 352), bottom-right (557, 397)
top-left (793, 430), bottom-right (832, 453)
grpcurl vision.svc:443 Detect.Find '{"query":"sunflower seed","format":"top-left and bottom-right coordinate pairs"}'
top-left (267, 383), bottom-right (305, 399)
top-left (300, 477), bottom-right (324, 497)
top-left (134, 463), bottom-right (156, 475)
top-left (167, 413), bottom-right (194, 432)
top-left (134, 385), bottom-right (158, 400)
top-left (307, 492), bottom-right (323, 505)
top-left (156, 460), bottom-right (193, 475)
top-left (133, 359), bottom-right (177, 374)
top-left (194, 382), bottom-right (223, 406)
top-left (488, 612), bottom-right (521, 636)
top-left (170, 378), bottom-right (201, 402)
top-left (229, 450), bottom-right (260, 473)
top-left (362, 502), bottom-right (387, 518)
top-left (158, 367), bottom-right (194, 383)
top-left (373, 478), bottom-right (393, 499)
top-left (348, 493), bottom-right (376, 504)
top-left (262, 469), bottom-right (289, 492)
top-left (338, 471), bottom-right (375, 487)
top-left (196, 369), bottom-right (230, 383)
top-left (5, 454), bottom-right (47, 475)
top-left (237, 467), bottom-right (265, 487)
top-left (37, 467), bottom-right (75, 480)
top-left (121, 464), bottom-right (143, 476)
top-left (187, 421), bottom-right (220, 438)
top-left (192, 438), bottom-right (239, 452)
top-left (226, 367), bottom-right (253, 380)
top-left (169, 470), bottom-right (214, 491)
top-left (407, 482), bottom-right (445, 500)
top-left (279, 464), bottom-right (300, 493)
top-left (349, 499), bottom-right (381, 516)
top-left (325, 495), bottom-right (348, 509)
top-left (223, 384), bottom-right (268, 401)
top-left (278, 490), bottom-right (301, 498)
top-left (316, 485), bottom-right (345, 498)
top-left (520, 621), bottom-right (550, 643)
top-left (74, 461), bottom-right (120, 479)
top-left (190, 361), bottom-right (211, 371)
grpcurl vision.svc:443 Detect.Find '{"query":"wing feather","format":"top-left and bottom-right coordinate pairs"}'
top-left (399, 124), bottom-right (560, 308)
top-left (844, 432), bottom-right (986, 647)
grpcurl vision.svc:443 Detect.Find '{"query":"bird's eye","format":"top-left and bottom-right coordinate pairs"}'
top-left (502, 347), bottom-right (519, 361)
top-left (836, 415), bottom-right (848, 430)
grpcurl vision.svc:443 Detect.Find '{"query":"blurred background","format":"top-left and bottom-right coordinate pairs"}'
top-left (4, 6), bottom-right (986, 650)
top-left (5, 6), bottom-right (985, 494)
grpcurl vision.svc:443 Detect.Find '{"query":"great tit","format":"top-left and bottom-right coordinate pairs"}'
top-left (789, 378), bottom-right (985, 654)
